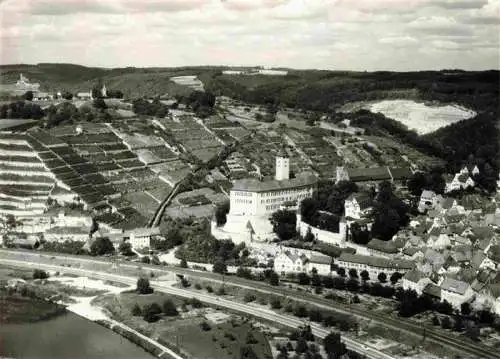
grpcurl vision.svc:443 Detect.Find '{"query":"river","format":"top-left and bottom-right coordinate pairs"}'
top-left (0, 311), bottom-right (154, 359)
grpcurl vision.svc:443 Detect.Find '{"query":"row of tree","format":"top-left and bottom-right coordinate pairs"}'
top-left (0, 101), bottom-right (45, 119)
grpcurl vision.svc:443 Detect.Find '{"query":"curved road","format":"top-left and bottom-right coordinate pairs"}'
top-left (0, 249), bottom-right (496, 359)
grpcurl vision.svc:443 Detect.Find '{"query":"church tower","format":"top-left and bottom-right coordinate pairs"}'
top-left (275, 148), bottom-right (289, 181)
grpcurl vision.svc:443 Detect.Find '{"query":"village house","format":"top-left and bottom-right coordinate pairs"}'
top-left (273, 250), bottom-right (332, 276)
top-left (344, 192), bottom-right (373, 219)
top-left (366, 238), bottom-right (401, 257)
top-left (309, 254), bottom-right (333, 276)
top-left (445, 173), bottom-right (475, 193)
top-left (439, 277), bottom-right (475, 308)
top-left (274, 250), bottom-right (309, 275)
top-left (418, 190), bottom-right (438, 213)
top-left (402, 269), bottom-right (432, 295)
top-left (335, 253), bottom-right (414, 279)
top-left (123, 227), bottom-right (161, 250)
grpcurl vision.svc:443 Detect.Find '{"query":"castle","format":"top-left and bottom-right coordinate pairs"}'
top-left (213, 150), bottom-right (317, 243)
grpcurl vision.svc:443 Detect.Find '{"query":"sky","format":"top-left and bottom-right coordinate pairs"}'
top-left (0, 0), bottom-right (499, 71)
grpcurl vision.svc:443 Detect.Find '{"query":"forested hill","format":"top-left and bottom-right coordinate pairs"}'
top-left (202, 69), bottom-right (499, 113)
top-left (0, 63), bottom-right (222, 98)
top-left (1, 64), bottom-right (498, 112)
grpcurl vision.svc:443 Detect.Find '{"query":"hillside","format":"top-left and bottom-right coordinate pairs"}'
top-left (0, 63), bottom-right (222, 98)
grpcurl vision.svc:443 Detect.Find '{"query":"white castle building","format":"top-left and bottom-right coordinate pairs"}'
top-left (16, 74), bottom-right (40, 93)
top-left (213, 150), bottom-right (317, 243)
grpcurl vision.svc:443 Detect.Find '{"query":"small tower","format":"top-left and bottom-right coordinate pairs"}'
top-left (101, 84), bottom-right (107, 98)
top-left (335, 166), bottom-right (349, 183)
top-left (275, 148), bottom-right (289, 181)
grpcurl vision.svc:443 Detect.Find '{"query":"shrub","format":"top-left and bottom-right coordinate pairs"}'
top-left (143, 303), bottom-right (162, 322)
top-left (194, 283), bottom-right (202, 290)
top-left (189, 297), bottom-right (203, 308)
top-left (200, 321), bottom-right (211, 331)
top-left (162, 299), bottom-right (179, 316)
top-left (431, 315), bottom-right (440, 326)
top-left (141, 256), bottom-right (151, 264)
top-left (244, 293), bottom-right (257, 302)
top-left (271, 297), bottom-right (282, 309)
top-left (293, 305), bottom-right (308, 318)
top-left (131, 303), bottom-right (142, 316)
top-left (33, 269), bottom-right (49, 280)
top-left (136, 277), bottom-right (153, 294)
top-left (217, 286), bottom-right (226, 296)
top-left (206, 285), bottom-right (213, 293)
top-left (441, 316), bottom-right (452, 329)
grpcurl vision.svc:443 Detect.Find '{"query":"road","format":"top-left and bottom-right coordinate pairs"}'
top-left (149, 181), bottom-right (183, 227)
top-left (0, 249), bottom-right (496, 359)
top-left (0, 256), bottom-right (391, 359)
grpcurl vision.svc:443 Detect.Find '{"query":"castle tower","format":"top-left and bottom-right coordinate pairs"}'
top-left (275, 148), bottom-right (289, 181)
top-left (335, 166), bottom-right (349, 184)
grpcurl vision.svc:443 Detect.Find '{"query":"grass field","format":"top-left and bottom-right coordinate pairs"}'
top-left (92, 291), bottom-right (273, 359)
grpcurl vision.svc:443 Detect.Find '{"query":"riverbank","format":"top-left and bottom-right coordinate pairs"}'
top-left (0, 289), bottom-right (67, 324)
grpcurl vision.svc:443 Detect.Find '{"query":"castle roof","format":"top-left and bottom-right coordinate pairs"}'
top-left (232, 172), bottom-right (317, 193)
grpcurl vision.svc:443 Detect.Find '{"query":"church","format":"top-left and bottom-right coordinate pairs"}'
top-left (213, 150), bottom-right (318, 243)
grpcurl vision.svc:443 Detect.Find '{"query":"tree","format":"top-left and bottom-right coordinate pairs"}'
top-left (295, 338), bottom-right (308, 354)
top-left (162, 299), bottom-right (179, 316)
top-left (141, 256), bottom-right (151, 264)
top-left (461, 302), bottom-right (472, 316)
top-left (215, 202), bottom-right (230, 226)
top-left (303, 227), bottom-right (315, 242)
top-left (271, 210), bottom-right (297, 241)
top-left (142, 303), bottom-right (162, 323)
top-left (236, 267), bottom-right (253, 280)
top-left (346, 278), bottom-right (359, 292)
top-left (118, 241), bottom-right (133, 255)
top-left (323, 332), bottom-right (347, 359)
top-left (90, 237), bottom-right (115, 256)
top-left (336, 267), bottom-right (346, 277)
top-left (23, 91), bottom-right (34, 101)
top-left (213, 259), bottom-right (227, 274)
top-left (378, 272), bottom-right (387, 283)
top-left (390, 272), bottom-right (402, 285)
top-left (93, 97), bottom-right (107, 110)
top-left (240, 345), bottom-right (259, 359)
top-left (441, 316), bottom-right (452, 329)
top-left (131, 303), bottom-right (142, 316)
top-left (350, 222), bottom-right (371, 245)
top-left (311, 272), bottom-right (322, 287)
top-left (298, 272), bottom-right (310, 285)
top-left (180, 258), bottom-right (188, 268)
top-left (348, 268), bottom-right (358, 279)
top-left (360, 270), bottom-right (370, 282)
top-left (61, 91), bottom-right (73, 100)
top-left (269, 271), bottom-right (280, 286)
top-left (136, 277), bottom-right (153, 294)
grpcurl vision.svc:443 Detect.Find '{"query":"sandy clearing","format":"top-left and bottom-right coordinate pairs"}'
top-left (367, 100), bottom-right (476, 135)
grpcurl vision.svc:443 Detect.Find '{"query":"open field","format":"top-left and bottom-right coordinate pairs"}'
top-left (93, 291), bottom-right (273, 359)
